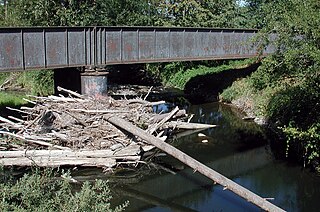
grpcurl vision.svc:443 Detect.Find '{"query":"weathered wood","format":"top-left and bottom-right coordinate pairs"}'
top-left (166, 121), bottom-right (217, 130)
top-left (150, 109), bottom-right (187, 123)
top-left (0, 149), bottom-right (141, 160)
top-left (8, 116), bottom-right (25, 123)
top-left (70, 108), bottom-right (129, 114)
top-left (113, 143), bottom-right (142, 156)
top-left (46, 95), bottom-right (89, 103)
top-left (0, 131), bottom-right (70, 150)
top-left (0, 157), bottom-right (116, 167)
top-left (128, 99), bottom-right (166, 106)
top-left (147, 106), bottom-right (179, 134)
top-left (57, 86), bottom-right (84, 99)
top-left (6, 106), bottom-right (33, 115)
top-left (0, 115), bottom-right (22, 128)
top-left (172, 129), bottom-right (205, 140)
top-left (106, 116), bottom-right (285, 212)
top-left (22, 98), bottom-right (37, 105)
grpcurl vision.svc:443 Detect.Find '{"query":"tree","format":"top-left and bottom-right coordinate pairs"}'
top-left (153, 0), bottom-right (239, 28)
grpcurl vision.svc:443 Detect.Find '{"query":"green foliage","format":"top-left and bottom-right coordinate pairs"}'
top-left (221, 0), bottom-right (320, 169)
top-left (0, 169), bottom-right (128, 211)
top-left (16, 70), bottom-right (54, 96)
top-left (154, 0), bottom-right (240, 27)
top-left (0, 73), bottom-right (10, 85)
top-left (282, 123), bottom-right (320, 166)
top-left (0, 91), bottom-right (27, 108)
top-left (160, 59), bottom-right (256, 90)
top-left (2, 0), bottom-right (153, 27)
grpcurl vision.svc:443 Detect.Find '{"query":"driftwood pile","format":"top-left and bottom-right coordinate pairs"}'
top-left (0, 87), bottom-right (286, 211)
top-left (0, 87), bottom-right (215, 169)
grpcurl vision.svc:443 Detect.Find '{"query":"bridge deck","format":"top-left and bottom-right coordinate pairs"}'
top-left (0, 27), bottom-right (274, 72)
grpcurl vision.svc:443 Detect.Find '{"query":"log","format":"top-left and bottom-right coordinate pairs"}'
top-left (150, 109), bottom-right (187, 123)
top-left (128, 99), bottom-right (166, 106)
top-left (166, 121), bottom-right (217, 130)
top-left (70, 108), bottom-right (129, 114)
top-left (0, 115), bottom-right (22, 128)
top-left (0, 157), bottom-right (116, 168)
top-left (0, 131), bottom-right (70, 150)
top-left (105, 116), bottom-right (285, 212)
top-left (172, 129), bottom-right (206, 140)
top-left (113, 143), bottom-right (142, 156)
top-left (147, 106), bottom-right (179, 134)
top-left (0, 149), bottom-right (140, 159)
top-left (8, 116), bottom-right (25, 123)
top-left (57, 86), bottom-right (84, 99)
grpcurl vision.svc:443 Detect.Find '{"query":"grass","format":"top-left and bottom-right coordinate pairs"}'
top-left (0, 70), bottom-right (54, 97)
top-left (0, 91), bottom-right (27, 108)
top-left (163, 58), bottom-right (257, 90)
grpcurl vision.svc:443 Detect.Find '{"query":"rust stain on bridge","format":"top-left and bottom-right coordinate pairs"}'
top-left (0, 27), bottom-right (275, 72)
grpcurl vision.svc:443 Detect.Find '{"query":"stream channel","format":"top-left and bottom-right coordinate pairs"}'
top-left (1, 90), bottom-right (320, 212)
top-left (72, 99), bottom-right (320, 212)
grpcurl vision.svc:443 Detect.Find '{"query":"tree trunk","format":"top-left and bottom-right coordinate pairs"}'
top-left (106, 115), bottom-right (285, 212)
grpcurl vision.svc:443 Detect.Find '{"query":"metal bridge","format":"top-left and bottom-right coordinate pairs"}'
top-left (0, 26), bottom-right (274, 72)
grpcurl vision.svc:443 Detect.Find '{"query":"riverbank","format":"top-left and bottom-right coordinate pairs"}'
top-left (219, 58), bottom-right (320, 172)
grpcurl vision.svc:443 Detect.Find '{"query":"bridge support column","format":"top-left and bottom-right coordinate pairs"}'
top-left (80, 71), bottom-right (108, 98)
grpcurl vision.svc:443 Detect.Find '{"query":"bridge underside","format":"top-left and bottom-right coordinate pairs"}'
top-left (0, 26), bottom-right (274, 72)
top-left (0, 26), bottom-right (274, 96)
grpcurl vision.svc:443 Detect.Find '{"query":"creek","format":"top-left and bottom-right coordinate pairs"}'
top-left (1, 90), bottom-right (320, 211)
top-left (73, 101), bottom-right (320, 212)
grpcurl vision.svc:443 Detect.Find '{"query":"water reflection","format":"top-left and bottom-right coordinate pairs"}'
top-left (75, 102), bottom-right (320, 212)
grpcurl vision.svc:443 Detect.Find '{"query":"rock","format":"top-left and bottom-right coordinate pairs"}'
top-left (254, 117), bottom-right (267, 126)
top-left (198, 133), bottom-right (207, 137)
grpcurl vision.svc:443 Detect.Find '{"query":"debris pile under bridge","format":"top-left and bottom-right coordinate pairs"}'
top-left (0, 87), bottom-right (215, 169)
top-left (0, 87), bottom-right (286, 211)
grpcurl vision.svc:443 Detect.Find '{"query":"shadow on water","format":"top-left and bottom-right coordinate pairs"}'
top-left (2, 90), bottom-right (319, 211)
top-left (184, 63), bottom-right (260, 104)
top-left (71, 102), bottom-right (320, 212)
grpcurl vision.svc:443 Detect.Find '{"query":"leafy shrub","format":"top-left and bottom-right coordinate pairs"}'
top-left (282, 123), bottom-right (320, 169)
top-left (0, 169), bottom-right (128, 212)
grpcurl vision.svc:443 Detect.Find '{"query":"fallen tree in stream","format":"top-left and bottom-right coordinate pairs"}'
top-left (0, 87), bottom-right (216, 169)
top-left (0, 87), bottom-right (286, 211)
top-left (106, 115), bottom-right (285, 212)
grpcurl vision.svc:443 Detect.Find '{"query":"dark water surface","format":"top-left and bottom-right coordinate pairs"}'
top-left (77, 102), bottom-right (319, 212)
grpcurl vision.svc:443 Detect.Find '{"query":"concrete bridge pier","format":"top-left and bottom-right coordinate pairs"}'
top-left (80, 70), bottom-right (108, 98)
top-left (54, 68), bottom-right (109, 98)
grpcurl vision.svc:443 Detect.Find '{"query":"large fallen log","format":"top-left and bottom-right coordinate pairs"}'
top-left (0, 157), bottom-right (116, 167)
top-left (0, 149), bottom-right (139, 158)
top-left (0, 148), bottom-right (142, 167)
top-left (105, 115), bottom-right (285, 212)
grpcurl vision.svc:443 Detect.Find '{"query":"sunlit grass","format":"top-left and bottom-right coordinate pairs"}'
top-left (0, 91), bottom-right (27, 108)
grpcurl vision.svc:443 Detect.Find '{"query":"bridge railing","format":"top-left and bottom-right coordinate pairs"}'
top-left (0, 26), bottom-right (274, 72)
